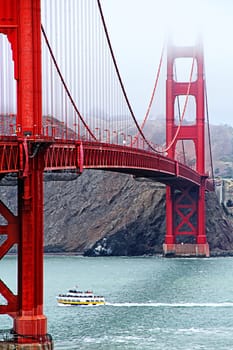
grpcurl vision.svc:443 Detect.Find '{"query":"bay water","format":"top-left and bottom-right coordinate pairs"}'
top-left (1, 255), bottom-right (233, 349)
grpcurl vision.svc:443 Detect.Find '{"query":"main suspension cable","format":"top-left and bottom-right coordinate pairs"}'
top-left (41, 24), bottom-right (97, 141)
top-left (132, 45), bottom-right (165, 146)
top-left (204, 71), bottom-right (215, 185)
top-left (97, 0), bottom-right (158, 152)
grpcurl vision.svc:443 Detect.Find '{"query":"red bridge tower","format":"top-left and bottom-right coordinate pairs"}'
top-left (0, 0), bottom-right (53, 348)
top-left (163, 41), bottom-right (210, 257)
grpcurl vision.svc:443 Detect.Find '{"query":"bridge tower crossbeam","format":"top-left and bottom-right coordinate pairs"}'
top-left (163, 41), bottom-right (209, 257)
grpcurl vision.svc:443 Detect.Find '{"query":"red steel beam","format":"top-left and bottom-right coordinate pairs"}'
top-left (14, 0), bottom-right (48, 342)
top-left (0, 200), bottom-right (18, 316)
top-left (81, 142), bottom-right (203, 187)
top-left (0, 143), bottom-right (19, 173)
top-left (0, 139), bottom-right (212, 191)
top-left (0, 0), bottom-right (51, 345)
top-left (165, 40), bottom-right (209, 255)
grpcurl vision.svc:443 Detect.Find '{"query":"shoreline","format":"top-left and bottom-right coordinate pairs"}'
top-left (5, 250), bottom-right (233, 258)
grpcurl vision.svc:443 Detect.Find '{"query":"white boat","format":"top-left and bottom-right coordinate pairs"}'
top-left (56, 288), bottom-right (105, 306)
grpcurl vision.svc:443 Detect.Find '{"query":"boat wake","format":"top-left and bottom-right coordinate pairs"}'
top-left (105, 302), bottom-right (233, 308)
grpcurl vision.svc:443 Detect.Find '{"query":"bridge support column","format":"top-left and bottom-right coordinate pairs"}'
top-left (0, 148), bottom-right (53, 349)
top-left (0, 0), bottom-right (53, 348)
top-left (164, 40), bottom-right (209, 257)
top-left (163, 184), bottom-right (209, 257)
top-left (12, 150), bottom-right (52, 348)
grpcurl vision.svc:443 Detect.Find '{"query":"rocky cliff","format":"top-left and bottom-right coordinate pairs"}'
top-left (43, 171), bottom-right (166, 255)
top-left (43, 170), bottom-right (233, 256)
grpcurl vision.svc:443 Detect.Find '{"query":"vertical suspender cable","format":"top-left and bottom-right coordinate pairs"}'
top-left (84, 1), bottom-right (88, 133)
top-left (80, 2), bottom-right (84, 134)
top-left (93, 3), bottom-right (97, 133)
top-left (78, 0), bottom-right (82, 138)
top-left (74, 0), bottom-right (78, 137)
top-left (90, 0), bottom-right (94, 137)
top-left (204, 76), bottom-right (215, 188)
top-left (102, 12), bottom-right (105, 139)
top-left (67, 0), bottom-right (72, 134)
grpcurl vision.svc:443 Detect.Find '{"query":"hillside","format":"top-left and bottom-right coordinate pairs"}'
top-left (210, 124), bottom-right (233, 177)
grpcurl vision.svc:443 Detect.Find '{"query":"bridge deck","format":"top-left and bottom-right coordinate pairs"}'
top-left (0, 139), bottom-right (212, 189)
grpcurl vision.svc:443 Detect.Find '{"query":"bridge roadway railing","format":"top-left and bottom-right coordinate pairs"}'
top-left (81, 141), bottom-right (203, 187)
top-left (0, 138), bottom-right (212, 189)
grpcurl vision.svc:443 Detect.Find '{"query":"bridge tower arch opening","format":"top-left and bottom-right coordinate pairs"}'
top-left (174, 95), bottom-right (196, 126)
top-left (163, 40), bottom-right (209, 257)
top-left (175, 139), bottom-right (196, 168)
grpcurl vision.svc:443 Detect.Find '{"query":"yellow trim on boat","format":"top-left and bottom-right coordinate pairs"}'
top-left (57, 299), bottom-right (105, 305)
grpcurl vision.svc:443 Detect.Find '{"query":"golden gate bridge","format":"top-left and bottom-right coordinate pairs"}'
top-left (0, 0), bottom-right (214, 348)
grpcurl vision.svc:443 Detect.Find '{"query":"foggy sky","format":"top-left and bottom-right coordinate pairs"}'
top-left (101, 0), bottom-right (233, 126)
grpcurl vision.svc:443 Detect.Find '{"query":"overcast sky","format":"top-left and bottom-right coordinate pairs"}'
top-left (101, 0), bottom-right (233, 126)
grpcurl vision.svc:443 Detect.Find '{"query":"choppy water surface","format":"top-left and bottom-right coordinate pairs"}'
top-left (2, 255), bottom-right (233, 349)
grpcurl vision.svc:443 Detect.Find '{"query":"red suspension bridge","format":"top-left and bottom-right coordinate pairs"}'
top-left (0, 0), bottom-right (214, 348)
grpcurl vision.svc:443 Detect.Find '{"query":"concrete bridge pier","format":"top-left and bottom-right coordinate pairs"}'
top-left (163, 243), bottom-right (210, 257)
top-left (0, 339), bottom-right (53, 350)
